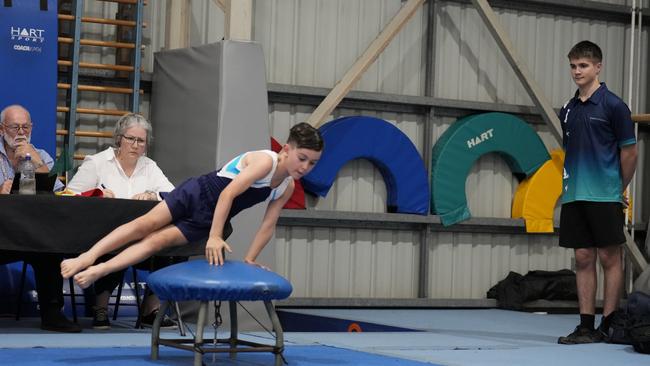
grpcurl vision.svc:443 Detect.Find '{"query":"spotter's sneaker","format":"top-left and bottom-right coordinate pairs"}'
top-left (558, 326), bottom-right (604, 344)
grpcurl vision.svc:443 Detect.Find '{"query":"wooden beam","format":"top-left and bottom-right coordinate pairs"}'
top-left (212, 0), bottom-right (226, 12)
top-left (625, 231), bottom-right (648, 274)
top-left (224, 0), bottom-right (253, 41)
top-left (307, 0), bottom-right (425, 127)
top-left (632, 114), bottom-right (650, 123)
top-left (471, 0), bottom-right (563, 143)
top-left (165, 0), bottom-right (190, 50)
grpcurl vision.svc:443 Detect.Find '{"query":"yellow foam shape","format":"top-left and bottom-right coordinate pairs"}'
top-left (512, 149), bottom-right (564, 233)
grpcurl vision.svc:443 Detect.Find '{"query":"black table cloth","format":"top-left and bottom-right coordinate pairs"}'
top-left (0, 195), bottom-right (229, 256)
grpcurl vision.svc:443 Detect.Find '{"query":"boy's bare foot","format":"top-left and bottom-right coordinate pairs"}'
top-left (61, 254), bottom-right (94, 279)
top-left (73, 264), bottom-right (107, 289)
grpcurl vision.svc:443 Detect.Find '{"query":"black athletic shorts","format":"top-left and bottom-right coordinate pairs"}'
top-left (559, 201), bottom-right (626, 249)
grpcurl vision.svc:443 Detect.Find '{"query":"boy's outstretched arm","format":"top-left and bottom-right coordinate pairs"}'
top-left (244, 180), bottom-right (295, 268)
top-left (206, 152), bottom-right (274, 265)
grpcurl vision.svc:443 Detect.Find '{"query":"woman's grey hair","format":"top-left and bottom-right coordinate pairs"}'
top-left (113, 113), bottom-right (152, 147)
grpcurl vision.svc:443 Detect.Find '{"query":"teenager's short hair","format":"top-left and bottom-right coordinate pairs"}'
top-left (287, 122), bottom-right (324, 151)
top-left (568, 41), bottom-right (602, 62)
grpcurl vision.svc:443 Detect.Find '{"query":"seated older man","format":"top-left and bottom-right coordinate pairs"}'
top-left (0, 104), bottom-right (80, 332)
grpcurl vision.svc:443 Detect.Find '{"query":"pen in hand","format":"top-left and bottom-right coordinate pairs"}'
top-left (100, 183), bottom-right (115, 198)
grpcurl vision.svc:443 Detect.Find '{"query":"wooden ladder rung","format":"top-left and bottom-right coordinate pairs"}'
top-left (58, 37), bottom-right (144, 50)
top-left (632, 114), bottom-right (650, 123)
top-left (57, 129), bottom-right (113, 138)
top-left (58, 83), bottom-right (144, 95)
top-left (97, 0), bottom-right (148, 5)
top-left (57, 106), bottom-right (130, 116)
top-left (58, 14), bottom-right (147, 28)
top-left (58, 60), bottom-right (140, 72)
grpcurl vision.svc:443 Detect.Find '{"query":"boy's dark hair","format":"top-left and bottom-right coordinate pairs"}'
top-left (568, 41), bottom-right (602, 62)
top-left (287, 122), bottom-right (324, 151)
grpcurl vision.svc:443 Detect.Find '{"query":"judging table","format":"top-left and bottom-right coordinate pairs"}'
top-left (0, 195), bottom-right (224, 256)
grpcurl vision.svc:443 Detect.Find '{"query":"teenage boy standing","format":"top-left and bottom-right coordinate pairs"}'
top-left (557, 41), bottom-right (637, 344)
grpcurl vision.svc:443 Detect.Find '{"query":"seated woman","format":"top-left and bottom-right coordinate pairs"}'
top-left (67, 113), bottom-right (176, 329)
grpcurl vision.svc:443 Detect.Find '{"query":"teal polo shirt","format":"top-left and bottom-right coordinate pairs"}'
top-left (559, 83), bottom-right (636, 204)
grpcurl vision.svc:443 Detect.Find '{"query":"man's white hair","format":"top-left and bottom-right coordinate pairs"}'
top-left (0, 104), bottom-right (31, 124)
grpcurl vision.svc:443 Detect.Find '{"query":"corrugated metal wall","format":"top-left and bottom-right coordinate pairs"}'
top-left (254, 0), bottom-right (427, 95)
top-left (276, 226), bottom-right (421, 298)
top-left (435, 2), bottom-right (647, 107)
top-left (146, 1), bottom-right (649, 105)
top-left (63, 0), bottom-right (648, 300)
top-left (427, 232), bottom-right (573, 299)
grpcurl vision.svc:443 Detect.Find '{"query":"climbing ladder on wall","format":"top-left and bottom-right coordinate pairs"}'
top-left (56, 0), bottom-right (145, 171)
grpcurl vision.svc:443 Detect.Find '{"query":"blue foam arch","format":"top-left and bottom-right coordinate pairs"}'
top-left (302, 116), bottom-right (429, 215)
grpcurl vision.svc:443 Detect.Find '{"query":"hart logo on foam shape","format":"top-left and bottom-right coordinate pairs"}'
top-left (431, 112), bottom-right (550, 226)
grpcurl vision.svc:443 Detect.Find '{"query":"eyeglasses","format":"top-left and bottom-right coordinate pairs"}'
top-left (121, 135), bottom-right (146, 147)
top-left (3, 123), bottom-right (32, 133)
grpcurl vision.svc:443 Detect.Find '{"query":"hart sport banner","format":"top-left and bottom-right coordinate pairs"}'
top-left (0, 0), bottom-right (58, 156)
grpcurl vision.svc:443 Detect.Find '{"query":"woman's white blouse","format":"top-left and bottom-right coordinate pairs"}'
top-left (66, 147), bottom-right (174, 199)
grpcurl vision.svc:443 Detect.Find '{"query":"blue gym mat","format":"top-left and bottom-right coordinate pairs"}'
top-left (0, 345), bottom-right (438, 366)
top-left (1, 310), bottom-right (647, 366)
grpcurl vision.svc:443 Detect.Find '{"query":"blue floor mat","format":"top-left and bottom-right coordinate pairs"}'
top-left (277, 310), bottom-right (421, 332)
top-left (0, 345), bottom-right (438, 366)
